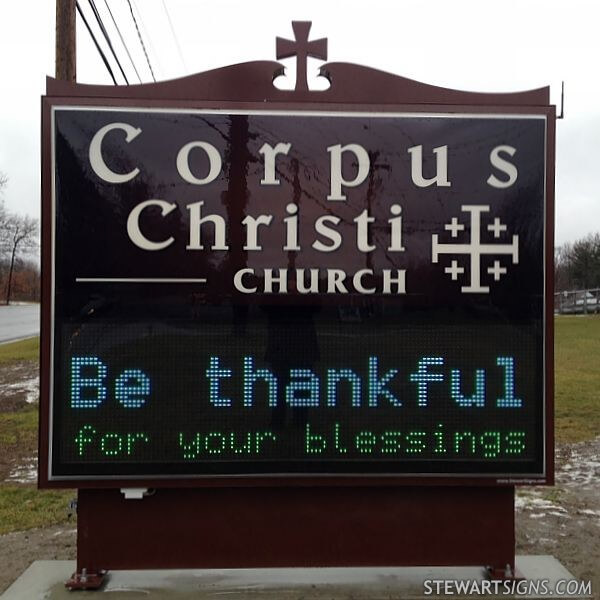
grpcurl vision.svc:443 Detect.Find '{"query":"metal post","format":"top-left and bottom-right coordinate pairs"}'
top-left (56, 0), bottom-right (76, 81)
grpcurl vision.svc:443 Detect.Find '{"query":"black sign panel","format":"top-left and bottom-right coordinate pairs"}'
top-left (47, 107), bottom-right (547, 480)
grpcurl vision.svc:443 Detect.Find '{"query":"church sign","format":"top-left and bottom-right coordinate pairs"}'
top-left (40, 25), bottom-right (553, 488)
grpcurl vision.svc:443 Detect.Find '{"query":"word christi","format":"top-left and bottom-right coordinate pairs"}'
top-left (90, 122), bottom-right (519, 295)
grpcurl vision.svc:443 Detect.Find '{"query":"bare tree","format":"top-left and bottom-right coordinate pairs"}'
top-left (555, 242), bottom-right (573, 291)
top-left (0, 173), bottom-right (7, 227)
top-left (569, 233), bottom-right (600, 289)
top-left (3, 214), bottom-right (38, 305)
top-left (0, 175), bottom-right (9, 288)
top-left (554, 233), bottom-right (600, 292)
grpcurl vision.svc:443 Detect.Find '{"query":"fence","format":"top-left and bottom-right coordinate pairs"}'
top-left (554, 288), bottom-right (600, 314)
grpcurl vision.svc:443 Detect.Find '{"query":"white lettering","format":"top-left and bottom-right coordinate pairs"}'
top-left (265, 268), bottom-right (288, 293)
top-left (388, 204), bottom-right (405, 251)
top-left (234, 268), bottom-right (256, 293)
top-left (353, 269), bottom-right (376, 294)
top-left (313, 216), bottom-right (342, 252)
top-left (283, 203), bottom-right (300, 251)
top-left (487, 145), bottom-right (518, 188)
top-left (327, 269), bottom-right (348, 293)
top-left (126, 199), bottom-right (176, 251)
top-left (259, 142), bottom-right (291, 185)
top-left (176, 141), bottom-right (222, 185)
top-left (187, 201), bottom-right (228, 250)
top-left (408, 145), bottom-right (451, 188)
top-left (382, 269), bottom-right (406, 294)
top-left (354, 209), bottom-right (375, 252)
top-left (89, 122), bottom-right (141, 184)
top-left (297, 268), bottom-right (319, 294)
top-left (242, 214), bottom-right (273, 250)
top-left (327, 143), bottom-right (370, 201)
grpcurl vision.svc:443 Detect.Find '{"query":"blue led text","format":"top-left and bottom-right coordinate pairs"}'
top-left (409, 357), bottom-right (444, 407)
top-left (204, 355), bottom-right (524, 409)
top-left (496, 357), bottom-right (522, 408)
top-left (70, 356), bottom-right (151, 409)
top-left (450, 368), bottom-right (486, 407)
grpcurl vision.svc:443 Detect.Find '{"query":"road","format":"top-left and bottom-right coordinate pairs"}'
top-left (0, 304), bottom-right (40, 343)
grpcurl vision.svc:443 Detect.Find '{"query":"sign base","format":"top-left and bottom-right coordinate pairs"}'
top-left (75, 486), bottom-right (515, 572)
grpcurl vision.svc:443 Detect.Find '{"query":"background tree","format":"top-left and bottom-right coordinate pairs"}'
top-left (555, 233), bottom-right (600, 292)
top-left (554, 242), bottom-right (573, 291)
top-left (3, 213), bottom-right (38, 304)
top-left (0, 174), bottom-right (9, 294)
top-left (0, 173), bottom-right (40, 304)
top-left (0, 172), bottom-right (7, 225)
top-left (569, 233), bottom-right (600, 289)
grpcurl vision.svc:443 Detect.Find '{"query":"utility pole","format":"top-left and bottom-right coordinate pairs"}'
top-left (56, 0), bottom-right (76, 81)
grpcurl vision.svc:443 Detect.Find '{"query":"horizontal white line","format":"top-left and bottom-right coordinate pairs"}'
top-left (76, 278), bottom-right (207, 283)
top-left (53, 106), bottom-right (548, 120)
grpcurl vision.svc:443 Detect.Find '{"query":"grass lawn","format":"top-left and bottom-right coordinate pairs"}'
top-left (0, 407), bottom-right (37, 447)
top-left (0, 487), bottom-right (74, 536)
top-left (554, 315), bottom-right (600, 443)
top-left (0, 320), bottom-right (598, 535)
top-left (0, 337), bottom-right (39, 364)
top-left (1, 337), bottom-right (74, 535)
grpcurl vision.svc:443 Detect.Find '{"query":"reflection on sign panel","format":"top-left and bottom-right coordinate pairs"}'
top-left (48, 108), bottom-right (547, 480)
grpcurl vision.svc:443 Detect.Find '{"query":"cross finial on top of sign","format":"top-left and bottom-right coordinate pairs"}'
top-left (276, 22), bottom-right (328, 92)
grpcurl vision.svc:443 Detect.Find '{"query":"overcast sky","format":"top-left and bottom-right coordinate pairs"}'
top-left (0, 0), bottom-right (598, 246)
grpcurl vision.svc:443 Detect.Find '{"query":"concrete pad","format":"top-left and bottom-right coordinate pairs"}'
top-left (1, 556), bottom-right (589, 599)
top-left (0, 561), bottom-right (73, 600)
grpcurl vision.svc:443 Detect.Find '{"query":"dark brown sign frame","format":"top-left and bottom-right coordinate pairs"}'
top-left (40, 107), bottom-right (555, 489)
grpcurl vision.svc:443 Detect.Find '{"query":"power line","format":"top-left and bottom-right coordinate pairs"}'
top-left (161, 0), bottom-right (187, 72)
top-left (75, 1), bottom-right (118, 85)
top-left (126, 0), bottom-right (156, 82)
top-left (88, 0), bottom-right (129, 84)
top-left (103, 0), bottom-right (142, 83)
top-left (87, 0), bottom-right (129, 84)
top-left (132, 0), bottom-right (164, 78)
